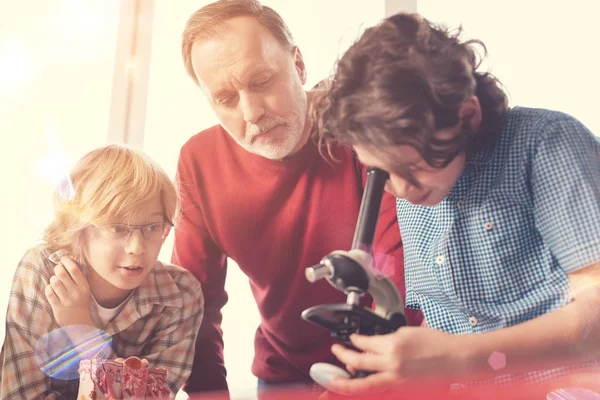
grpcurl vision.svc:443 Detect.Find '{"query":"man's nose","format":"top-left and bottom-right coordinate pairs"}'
top-left (239, 92), bottom-right (265, 124)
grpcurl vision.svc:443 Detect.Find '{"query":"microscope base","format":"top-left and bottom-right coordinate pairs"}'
top-left (309, 363), bottom-right (352, 394)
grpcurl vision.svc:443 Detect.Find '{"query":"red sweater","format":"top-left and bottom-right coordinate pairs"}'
top-left (172, 125), bottom-right (420, 393)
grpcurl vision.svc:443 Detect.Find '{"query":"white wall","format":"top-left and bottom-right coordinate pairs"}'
top-left (418, 0), bottom-right (600, 136)
top-left (0, 0), bottom-right (121, 343)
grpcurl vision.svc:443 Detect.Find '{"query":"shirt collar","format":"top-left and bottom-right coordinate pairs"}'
top-left (132, 261), bottom-right (184, 310)
top-left (103, 262), bottom-right (184, 336)
top-left (449, 127), bottom-right (500, 202)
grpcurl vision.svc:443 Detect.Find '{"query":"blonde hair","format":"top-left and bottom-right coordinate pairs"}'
top-left (44, 144), bottom-right (178, 263)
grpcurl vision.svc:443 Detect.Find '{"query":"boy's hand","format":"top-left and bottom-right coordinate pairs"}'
top-left (45, 255), bottom-right (95, 328)
top-left (329, 327), bottom-right (461, 395)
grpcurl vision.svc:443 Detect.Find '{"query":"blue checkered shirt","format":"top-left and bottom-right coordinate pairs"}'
top-left (397, 107), bottom-right (600, 383)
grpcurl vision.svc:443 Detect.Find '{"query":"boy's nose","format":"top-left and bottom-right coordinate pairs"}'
top-left (124, 230), bottom-right (145, 255)
top-left (389, 178), bottom-right (413, 199)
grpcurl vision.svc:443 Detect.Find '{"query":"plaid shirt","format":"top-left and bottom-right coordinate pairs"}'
top-left (0, 245), bottom-right (204, 399)
top-left (398, 107), bottom-right (600, 383)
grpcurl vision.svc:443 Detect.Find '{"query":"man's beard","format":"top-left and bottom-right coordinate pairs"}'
top-left (241, 115), bottom-right (304, 160)
top-left (228, 85), bottom-right (308, 160)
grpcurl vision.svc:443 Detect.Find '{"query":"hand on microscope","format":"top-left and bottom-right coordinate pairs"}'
top-left (327, 325), bottom-right (461, 396)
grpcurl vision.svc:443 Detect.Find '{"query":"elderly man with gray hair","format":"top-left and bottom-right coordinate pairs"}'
top-left (172, 0), bottom-right (421, 395)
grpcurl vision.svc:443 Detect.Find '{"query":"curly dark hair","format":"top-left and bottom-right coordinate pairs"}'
top-left (315, 13), bottom-right (509, 169)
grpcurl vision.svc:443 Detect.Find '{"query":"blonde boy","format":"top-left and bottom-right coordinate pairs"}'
top-left (0, 145), bottom-right (204, 399)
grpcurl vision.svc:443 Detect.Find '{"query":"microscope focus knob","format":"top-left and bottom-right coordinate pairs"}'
top-left (305, 263), bottom-right (331, 283)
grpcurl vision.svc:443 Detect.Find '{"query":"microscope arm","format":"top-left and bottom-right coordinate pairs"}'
top-left (370, 276), bottom-right (405, 320)
top-left (322, 249), bottom-right (405, 320)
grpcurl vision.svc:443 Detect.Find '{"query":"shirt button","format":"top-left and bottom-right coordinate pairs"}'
top-left (469, 316), bottom-right (478, 326)
top-left (457, 200), bottom-right (462, 208)
top-left (435, 255), bottom-right (445, 265)
top-left (484, 221), bottom-right (493, 231)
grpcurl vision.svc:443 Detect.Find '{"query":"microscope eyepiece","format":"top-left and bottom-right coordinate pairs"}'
top-left (351, 167), bottom-right (389, 251)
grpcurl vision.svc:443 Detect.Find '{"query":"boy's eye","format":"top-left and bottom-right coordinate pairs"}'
top-left (143, 223), bottom-right (170, 240)
top-left (98, 224), bottom-right (131, 239)
top-left (109, 225), bottom-right (127, 234)
top-left (145, 223), bottom-right (161, 232)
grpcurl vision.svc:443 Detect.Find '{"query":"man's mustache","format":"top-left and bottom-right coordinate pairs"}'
top-left (246, 118), bottom-right (287, 138)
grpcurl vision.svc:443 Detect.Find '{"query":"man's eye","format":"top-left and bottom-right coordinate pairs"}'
top-left (217, 96), bottom-right (238, 107)
top-left (253, 76), bottom-right (272, 88)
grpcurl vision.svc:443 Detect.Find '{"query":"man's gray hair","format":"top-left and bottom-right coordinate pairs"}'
top-left (181, 0), bottom-right (295, 84)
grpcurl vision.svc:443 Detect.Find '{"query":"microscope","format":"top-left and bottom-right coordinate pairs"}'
top-left (301, 167), bottom-right (407, 392)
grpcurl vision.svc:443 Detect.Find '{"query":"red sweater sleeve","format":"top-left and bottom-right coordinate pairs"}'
top-left (361, 164), bottom-right (424, 327)
top-left (171, 147), bottom-right (229, 393)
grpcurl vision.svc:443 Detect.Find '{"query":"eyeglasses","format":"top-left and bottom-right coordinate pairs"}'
top-left (94, 222), bottom-right (173, 241)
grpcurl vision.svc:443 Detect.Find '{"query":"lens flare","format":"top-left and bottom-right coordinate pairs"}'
top-left (546, 387), bottom-right (600, 400)
top-left (34, 325), bottom-right (112, 380)
top-left (37, 119), bottom-right (75, 200)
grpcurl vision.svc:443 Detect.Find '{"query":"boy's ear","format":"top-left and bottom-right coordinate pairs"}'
top-left (460, 95), bottom-right (482, 131)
